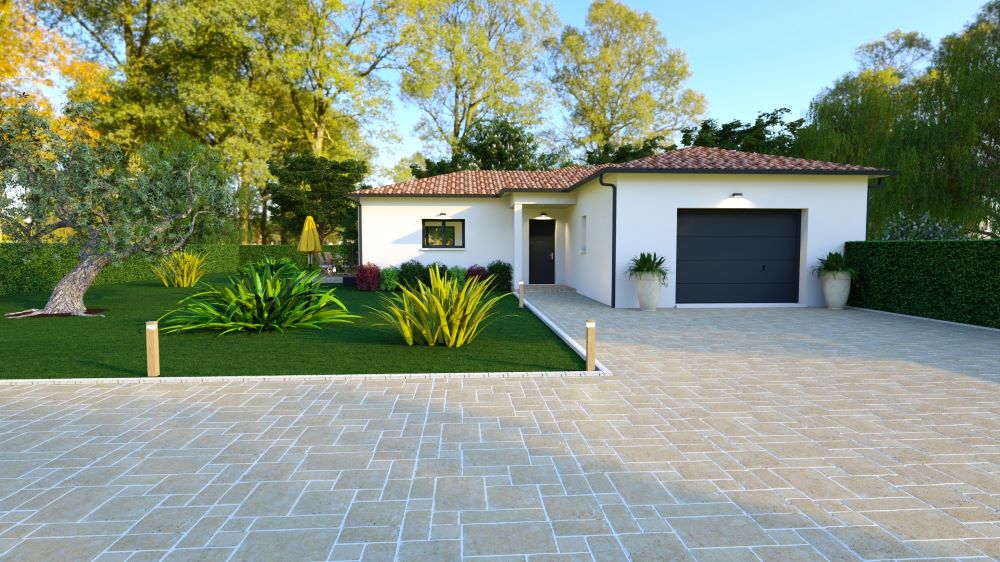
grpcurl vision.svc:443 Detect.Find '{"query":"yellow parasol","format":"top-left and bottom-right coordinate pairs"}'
top-left (297, 216), bottom-right (322, 268)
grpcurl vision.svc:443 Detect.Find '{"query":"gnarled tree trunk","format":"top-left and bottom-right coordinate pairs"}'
top-left (6, 253), bottom-right (111, 317)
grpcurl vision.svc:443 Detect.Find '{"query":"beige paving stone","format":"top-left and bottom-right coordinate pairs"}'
top-left (825, 525), bottom-right (920, 559)
top-left (463, 522), bottom-right (557, 556)
top-left (0, 535), bottom-right (115, 562)
top-left (619, 532), bottom-right (694, 561)
top-left (235, 481), bottom-right (307, 517)
top-left (229, 529), bottom-right (337, 562)
top-left (670, 515), bottom-right (775, 549)
top-left (397, 540), bottom-right (460, 562)
top-left (434, 476), bottom-right (486, 511)
top-left (863, 508), bottom-right (984, 540)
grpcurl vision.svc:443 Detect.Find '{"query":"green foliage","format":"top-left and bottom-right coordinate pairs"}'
top-left (236, 244), bottom-right (354, 270)
top-left (160, 262), bottom-right (355, 334)
top-left (151, 250), bottom-right (207, 288)
top-left (547, 0), bottom-right (704, 150)
top-left (680, 108), bottom-right (805, 156)
top-left (447, 266), bottom-right (467, 285)
top-left (239, 257), bottom-right (300, 278)
top-left (880, 212), bottom-right (967, 240)
top-left (844, 240), bottom-right (1000, 329)
top-left (626, 252), bottom-right (668, 284)
top-left (584, 136), bottom-right (671, 165)
top-left (797, 5), bottom-right (1000, 237)
top-left (0, 243), bottom-right (239, 296)
top-left (411, 117), bottom-right (561, 178)
top-left (486, 260), bottom-right (514, 292)
top-left (373, 267), bottom-right (508, 347)
top-left (811, 251), bottom-right (856, 277)
top-left (400, 0), bottom-right (555, 151)
top-left (379, 266), bottom-right (400, 291)
top-left (268, 153), bottom-right (367, 243)
top-left (398, 259), bottom-right (428, 288)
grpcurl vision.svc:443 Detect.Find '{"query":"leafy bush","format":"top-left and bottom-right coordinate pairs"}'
top-left (447, 265), bottom-right (467, 285)
top-left (160, 262), bottom-right (355, 334)
top-left (486, 260), bottom-right (514, 291)
top-left (379, 266), bottom-right (400, 291)
top-left (151, 250), bottom-right (207, 287)
top-left (236, 244), bottom-right (354, 270)
top-left (626, 252), bottom-right (668, 284)
top-left (0, 243), bottom-right (239, 296)
top-left (880, 211), bottom-right (966, 240)
top-left (845, 240), bottom-right (1000, 329)
top-left (356, 262), bottom-right (381, 291)
top-left (240, 257), bottom-right (299, 278)
top-left (466, 264), bottom-right (488, 282)
top-left (373, 267), bottom-right (508, 347)
top-left (811, 251), bottom-right (856, 277)
top-left (398, 259), bottom-right (426, 288)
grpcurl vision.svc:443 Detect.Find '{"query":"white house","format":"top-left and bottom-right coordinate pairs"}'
top-left (350, 147), bottom-right (893, 308)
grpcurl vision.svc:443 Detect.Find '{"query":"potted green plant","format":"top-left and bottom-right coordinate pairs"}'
top-left (813, 251), bottom-right (856, 310)
top-left (626, 252), bottom-right (669, 311)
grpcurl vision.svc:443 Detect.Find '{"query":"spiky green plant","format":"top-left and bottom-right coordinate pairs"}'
top-left (151, 250), bottom-right (207, 288)
top-left (159, 263), bottom-right (355, 334)
top-left (373, 266), bottom-right (508, 347)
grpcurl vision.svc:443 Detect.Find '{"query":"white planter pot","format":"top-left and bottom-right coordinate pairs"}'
top-left (635, 273), bottom-right (663, 311)
top-left (822, 271), bottom-right (852, 310)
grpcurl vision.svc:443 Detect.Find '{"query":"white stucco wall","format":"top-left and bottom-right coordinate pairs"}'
top-left (612, 174), bottom-right (870, 308)
top-left (358, 197), bottom-right (513, 268)
top-left (565, 181), bottom-right (614, 306)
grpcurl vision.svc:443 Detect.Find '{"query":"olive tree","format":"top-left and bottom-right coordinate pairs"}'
top-left (0, 104), bottom-right (233, 317)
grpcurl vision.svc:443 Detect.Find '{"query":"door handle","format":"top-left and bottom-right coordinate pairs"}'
top-left (549, 252), bottom-right (555, 261)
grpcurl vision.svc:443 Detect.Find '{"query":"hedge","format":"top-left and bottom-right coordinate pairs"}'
top-left (844, 240), bottom-right (1000, 329)
top-left (0, 243), bottom-right (355, 296)
top-left (236, 244), bottom-right (355, 269)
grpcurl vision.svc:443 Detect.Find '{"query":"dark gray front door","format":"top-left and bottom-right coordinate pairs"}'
top-left (529, 219), bottom-right (555, 284)
top-left (676, 210), bottom-right (801, 303)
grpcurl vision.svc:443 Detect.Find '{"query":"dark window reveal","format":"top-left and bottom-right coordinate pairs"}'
top-left (422, 219), bottom-right (465, 248)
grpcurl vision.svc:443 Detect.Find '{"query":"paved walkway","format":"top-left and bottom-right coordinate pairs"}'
top-left (0, 295), bottom-right (998, 561)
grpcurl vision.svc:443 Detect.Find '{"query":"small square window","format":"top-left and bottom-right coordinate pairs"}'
top-left (422, 219), bottom-right (465, 248)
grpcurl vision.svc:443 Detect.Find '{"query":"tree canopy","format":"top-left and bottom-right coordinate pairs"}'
top-left (547, 0), bottom-right (704, 150)
top-left (268, 153), bottom-right (368, 243)
top-left (680, 108), bottom-right (804, 156)
top-left (411, 117), bottom-right (561, 178)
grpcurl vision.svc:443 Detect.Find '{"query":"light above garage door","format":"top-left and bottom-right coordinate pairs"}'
top-left (676, 210), bottom-right (801, 304)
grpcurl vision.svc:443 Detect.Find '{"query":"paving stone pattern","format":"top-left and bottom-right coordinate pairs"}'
top-left (0, 293), bottom-right (998, 561)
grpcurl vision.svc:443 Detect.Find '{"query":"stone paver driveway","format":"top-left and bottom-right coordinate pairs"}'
top-left (0, 294), bottom-right (998, 561)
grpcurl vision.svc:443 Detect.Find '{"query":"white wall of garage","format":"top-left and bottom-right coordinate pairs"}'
top-left (612, 173), bottom-right (870, 308)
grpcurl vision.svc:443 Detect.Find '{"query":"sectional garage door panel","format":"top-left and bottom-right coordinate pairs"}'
top-left (676, 210), bottom-right (801, 304)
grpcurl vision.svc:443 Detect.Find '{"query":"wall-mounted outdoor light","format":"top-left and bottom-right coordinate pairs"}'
top-left (731, 192), bottom-right (743, 198)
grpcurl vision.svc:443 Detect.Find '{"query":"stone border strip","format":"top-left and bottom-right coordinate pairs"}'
top-left (523, 297), bottom-right (610, 373)
top-left (0, 370), bottom-right (605, 386)
top-left (849, 306), bottom-right (1000, 334)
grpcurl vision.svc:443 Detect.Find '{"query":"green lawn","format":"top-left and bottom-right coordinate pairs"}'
top-left (0, 276), bottom-right (584, 378)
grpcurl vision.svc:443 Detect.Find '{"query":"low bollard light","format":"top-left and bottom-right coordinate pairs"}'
top-left (585, 319), bottom-right (596, 371)
top-left (146, 321), bottom-right (160, 377)
top-left (518, 281), bottom-right (525, 309)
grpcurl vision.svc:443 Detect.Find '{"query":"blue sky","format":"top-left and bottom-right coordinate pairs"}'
top-left (379, 0), bottom-right (985, 172)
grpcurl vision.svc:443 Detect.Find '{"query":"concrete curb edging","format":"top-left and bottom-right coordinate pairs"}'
top-left (0, 370), bottom-right (605, 386)
top-left (848, 306), bottom-right (1000, 334)
top-left (523, 297), bottom-right (611, 374)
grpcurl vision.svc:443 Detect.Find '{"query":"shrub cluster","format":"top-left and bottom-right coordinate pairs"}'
top-left (355, 263), bottom-right (381, 291)
top-left (160, 258), bottom-right (355, 334)
top-left (844, 240), bottom-right (1000, 329)
top-left (379, 266), bottom-right (400, 291)
top-left (486, 260), bottom-right (514, 291)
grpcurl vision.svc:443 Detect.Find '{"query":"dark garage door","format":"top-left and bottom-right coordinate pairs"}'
top-left (676, 210), bottom-right (801, 304)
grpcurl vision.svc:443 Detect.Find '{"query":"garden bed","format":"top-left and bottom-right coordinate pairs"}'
top-left (0, 275), bottom-right (584, 378)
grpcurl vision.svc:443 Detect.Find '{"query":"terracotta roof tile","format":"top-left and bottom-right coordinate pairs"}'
top-left (352, 147), bottom-right (892, 197)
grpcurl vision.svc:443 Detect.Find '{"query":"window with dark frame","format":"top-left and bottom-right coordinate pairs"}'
top-left (422, 219), bottom-right (465, 248)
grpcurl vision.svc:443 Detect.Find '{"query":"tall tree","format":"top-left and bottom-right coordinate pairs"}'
top-left (680, 108), bottom-right (805, 156)
top-left (268, 153), bottom-right (367, 243)
top-left (583, 136), bottom-right (671, 165)
top-left (400, 0), bottom-right (556, 153)
top-left (0, 103), bottom-right (232, 316)
top-left (410, 117), bottom-right (560, 178)
top-left (547, 0), bottom-right (704, 150)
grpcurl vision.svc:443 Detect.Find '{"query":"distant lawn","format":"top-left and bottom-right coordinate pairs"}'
top-left (0, 275), bottom-right (584, 378)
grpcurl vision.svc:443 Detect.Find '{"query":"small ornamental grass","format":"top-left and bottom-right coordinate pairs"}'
top-left (373, 266), bottom-right (508, 347)
top-left (160, 260), bottom-right (356, 334)
top-left (151, 250), bottom-right (207, 288)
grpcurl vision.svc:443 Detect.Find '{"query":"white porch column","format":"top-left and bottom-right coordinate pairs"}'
top-left (512, 203), bottom-right (524, 289)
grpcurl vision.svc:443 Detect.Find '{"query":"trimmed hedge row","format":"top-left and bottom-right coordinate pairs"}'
top-left (236, 244), bottom-right (354, 270)
top-left (845, 240), bottom-right (1000, 329)
top-left (0, 243), bottom-right (355, 296)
